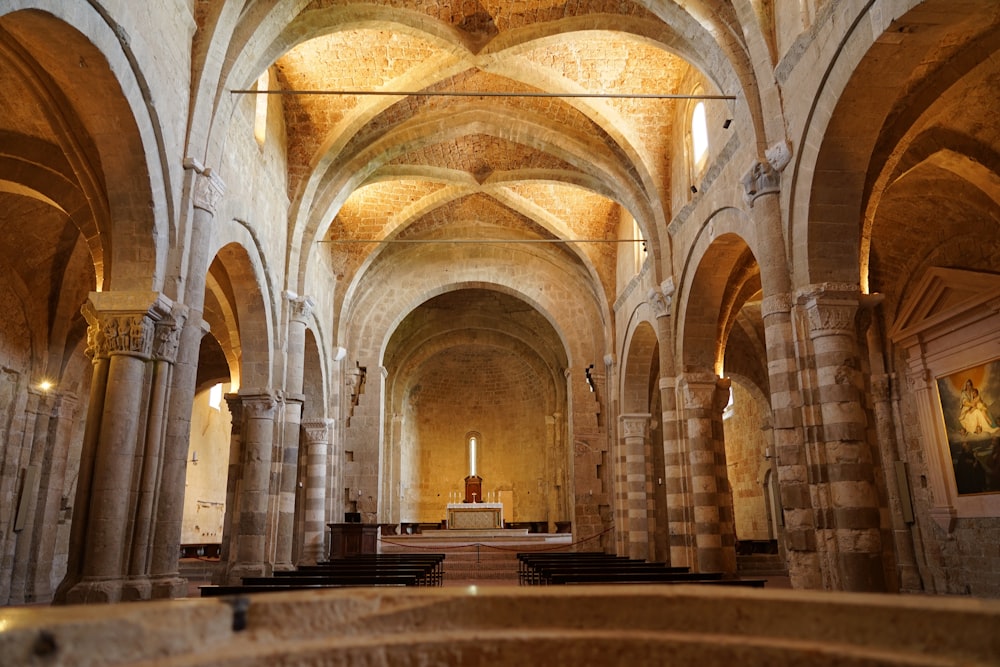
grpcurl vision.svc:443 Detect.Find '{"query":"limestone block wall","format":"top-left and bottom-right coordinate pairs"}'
top-left (180, 385), bottom-right (233, 546)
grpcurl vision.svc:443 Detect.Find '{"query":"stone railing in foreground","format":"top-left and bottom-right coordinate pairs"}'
top-left (2, 586), bottom-right (999, 666)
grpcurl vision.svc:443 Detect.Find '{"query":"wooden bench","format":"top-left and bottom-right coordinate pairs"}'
top-left (200, 553), bottom-right (446, 597)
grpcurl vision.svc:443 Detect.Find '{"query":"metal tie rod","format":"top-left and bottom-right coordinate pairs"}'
top-left (232, 89), bottom-right (735, 101)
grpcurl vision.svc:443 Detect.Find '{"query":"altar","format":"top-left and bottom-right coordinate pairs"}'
top-left (447, 502), bottom-right (503, 530)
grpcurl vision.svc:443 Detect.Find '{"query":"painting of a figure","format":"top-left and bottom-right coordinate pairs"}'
top-left (937, 360), bottom-right (1000, 495)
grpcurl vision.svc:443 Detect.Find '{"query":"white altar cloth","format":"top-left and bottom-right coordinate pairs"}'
top-left (446, 502), bottom-right (503, 529)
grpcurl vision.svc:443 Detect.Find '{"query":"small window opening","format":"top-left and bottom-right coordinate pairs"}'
top-left (691, 101), bottom-right (708, 170)
top-left (254, 70), bottom-right (269, 147)
top-left (209, 383), bottom-right (223, 410)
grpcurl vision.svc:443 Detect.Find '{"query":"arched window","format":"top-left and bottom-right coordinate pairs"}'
top-left (467, 431), bottom-right (481, 477)
top-left (254, 70), bottom-right (269, 147)
top-left (632, 217), bottom-right (646, 274)
top-left (691, 100), bottom-right (708, 172)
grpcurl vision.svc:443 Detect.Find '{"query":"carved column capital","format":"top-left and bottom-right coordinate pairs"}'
top-left (678, 371), bottom-right (720, 410)
top-left (223, 394), bottom-right (243, 426)
top-left (301, 418), bottom-right (334, 444)
top-left (619, 413), bottom-right (651, 438)
top-left (741, 160), bottom-right (780, 207)
top-left (189, 165), bottom-right (226, 215)
top-left (285, 292), bottom-right (316, 324)
top-left (83, 292), bottom-right (174, 361)
top-left (153, 305), bottom-right (189, 363)
top-left (796, 283), bottom-right (861, 338)
top-left (241, 393), bottom-right (277, 419)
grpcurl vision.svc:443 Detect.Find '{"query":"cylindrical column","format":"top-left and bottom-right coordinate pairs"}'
top-left (678, 372), bottom-right (737, 574)
top-left (650, 281), bottom-right (695, 569)
top-left (798, 283), bottom-right (886, 592)
top-left (273, 294), bottom-right (314, 570)
top-left (619, 414), bottom-right (651, 560)
top-left (53, 320), bottom-right (110, 604)
top-left (124, 311), bottom-right (182, 600)
top-left (214, 394), bottom-right (244, 584)
top-left (761, 291), bottom-right (821, 588)
top-left (150, 164), bottom-right (224, 598)
top-left (27, 393), bottom-right (78, 603)
top-left (8, 389), bottom-right (49, 604)
top-left (301, 419), bottom-right (333, 564)
top-left (67, 297), bottom-right (165, 604)
top-left (229, 393), bottom-right (277, 582)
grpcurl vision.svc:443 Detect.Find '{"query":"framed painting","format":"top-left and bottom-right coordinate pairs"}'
top-left (936, 359), bottom-right (1000, 496)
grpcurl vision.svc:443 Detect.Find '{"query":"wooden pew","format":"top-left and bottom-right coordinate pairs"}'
top-left (200, 553), bottom-right (445, 597)
top-left (517, 553), bottom-right (685, 585)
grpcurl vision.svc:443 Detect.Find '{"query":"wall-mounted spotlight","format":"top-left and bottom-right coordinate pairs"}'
top-left (690, 185), bottom-right (698, 194)
top-left (722, 118), bottom-right (732, 129)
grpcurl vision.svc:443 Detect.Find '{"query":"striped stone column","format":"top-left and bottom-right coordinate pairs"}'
top-left (798, 283), bottom-right (886, 592)
top-left (301, 419), bottom-right (333, 564)
top-left (650, 281), bottom-right (695, 569)
top-left (761, 291), bottom-right (821, 589)
top-left (619, 414), bottom-right (651, 560)
top-left (678, 372), bottom-right (737, 574)
top-left (229, 392), bottom-right (277, 582)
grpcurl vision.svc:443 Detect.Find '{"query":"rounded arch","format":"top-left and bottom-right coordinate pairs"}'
top-left (0, 5), bottom-right (172, 292)
top-left (678, 231), bottom-right (761, 375)
top-left (621, 316), bottom-right (659, 415)
top-left (788, 0), bottom-right (1000, 286)
top-left (205, 241), bottom-right (275, 391)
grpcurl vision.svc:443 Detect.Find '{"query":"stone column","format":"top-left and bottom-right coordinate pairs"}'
top-left (678, 372), bottom-right (737, 574)
top-left (619, 414), bottom-right (652, 560)
top-left (124, 310), bottom-right (184, 601)
top-left (229, 392), bottom-right (277, 582)
top-left (214, 394), bottom-right (244, 584)
top-left (798, 283), bottom-right (886, 592)
top-left (301, 419), bottom-right (333, 564)
top-left (545, 412), bottom-right (565, 533)
top-left (742, 152), bottom-right (821, 587)
top-left (53, 328), bottom-right (111, 604)
top-left (274, 294), bottom-right (314, 570)
top-left (8, 389), bottom-right (51, 604)
top-left (149, 162), bottom-right (224, 599)
top-left (870, 372), bottom-right (922, 592)
top-left (66, 293), bottom-right (172, 604)
top-left (762, 291), bottom-right (820, 588)
top-left (27, 392), bottom-right (78, 603)
top-left (650, 281), bottom-right (695, 569)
